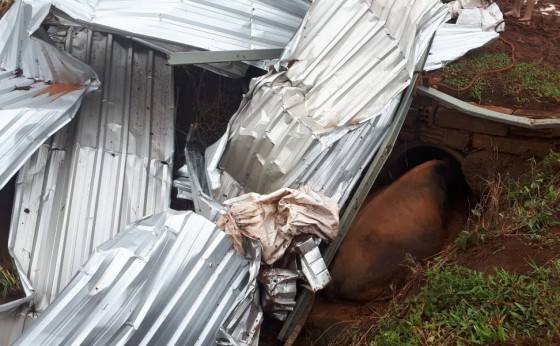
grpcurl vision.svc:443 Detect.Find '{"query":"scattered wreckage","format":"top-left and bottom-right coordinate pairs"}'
top-left (0, 0), bottom-right (509, 344)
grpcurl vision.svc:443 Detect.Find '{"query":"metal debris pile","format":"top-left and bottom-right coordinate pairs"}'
top-left (0, 0), bottom-right (500, 344)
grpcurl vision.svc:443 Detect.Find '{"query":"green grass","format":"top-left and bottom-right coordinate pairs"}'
top-left (509, 62), bottom-right (560, 101)
top-left (369, 260), bottom-right (560, 346)
top-left (338, 152), bottom-right (560, 346)
top-left (0, 262), bottom-right (21, 300)
top-left (442, 53), bottom-right (511, 101)
top-left (441, 53), bottom-right (560, 104)
top-left (455, 152), bottom-right (560, 251)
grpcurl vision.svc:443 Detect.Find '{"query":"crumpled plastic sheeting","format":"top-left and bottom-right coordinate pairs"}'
top-left (14, 211), bottom-right (263, 346)
top-left (217, 185), bottom-right (339, 265)
top-left (449, 0), bottom-right (505, 32)
top-left (0, 0), bottom-right (98, 190)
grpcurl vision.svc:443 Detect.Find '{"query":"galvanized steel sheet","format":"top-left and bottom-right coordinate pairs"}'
top-left (9, 27), bottom-right (174, 312)
top-left (51, 0), bottom-right (310, 52)
top-left (0, 0), bottom-right (98, 190)
top-left (14, 211), bottom-right (262, 346)
top-left (205, 0), bottom-right (448, 205)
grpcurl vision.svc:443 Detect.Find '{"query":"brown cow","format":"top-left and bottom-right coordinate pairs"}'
top-left (327, 159), bottom-right (452, 302)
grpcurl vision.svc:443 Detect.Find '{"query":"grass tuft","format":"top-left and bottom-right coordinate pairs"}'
top-left (456, 151), bottom-right (560, 251)
top-left (368, 260), bottom-right (560, 346)
top-left (0, 262), bottom-right (21, 300)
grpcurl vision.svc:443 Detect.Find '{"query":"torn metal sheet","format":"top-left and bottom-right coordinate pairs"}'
top-left (293, 237), bottom-right (330, 292)
top-left (205, 0), bottom-right (448, 204)
top-left (0, 259), bottom-right (35, 346)
top-left (0, 310), bottom-right (34, 346)
top-left (185, 146), bottom-right (226, 221)
top-left (9, 27), bottom-right (174, 312)
top-left (217, 185), bottom-right (339, 265)
top-left (425, 23), bottom-right (499, 71)
top-left (173, 165), bottom-right (193, 200)
top-left (0, 0), bottom-right (98, 190)
top-left (258, 268), bottom-right (299, 321)
top-left (14, 211), bottom-right (262, 346)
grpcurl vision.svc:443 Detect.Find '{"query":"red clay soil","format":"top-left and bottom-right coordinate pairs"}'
top-left (458, 230), bottom-right (560, 275)
top-left (429, 0), bottom-right (560, 113)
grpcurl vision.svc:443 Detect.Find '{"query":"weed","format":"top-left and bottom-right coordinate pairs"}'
top-left (366, 260), bottom-right (560, 345)
top-left (507, 155), bottom-right (560, 233)
top-left (455, 227), bottom-right (493, 251)
top-left (0, 262), bottom-right (21, 300)
top-left (460, 152), bottom-right (560, 241)
top-left (510, 62), bottom-right (560, 102)
top-left (470, 79), bottom-right (486, 102)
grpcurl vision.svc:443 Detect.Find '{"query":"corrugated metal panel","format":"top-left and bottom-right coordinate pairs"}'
top-left (0, 0), bottom-right (98, 190)
top-left (0, 310), bottom-right (34, 346)
top-left (51, 0), bottom-right (310, 52)
top-left (206, 0), bottom-right (448, 204)
top-left (425, 23), bottom-right (499, 71)
top-left (8, 27), bottom-right (174, 312)
top-left (278, 0), bottom-right (446, 128)
top-left (14, 211), bottom-right (262, 346)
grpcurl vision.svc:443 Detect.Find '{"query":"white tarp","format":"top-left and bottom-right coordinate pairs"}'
top-left (449, 0), bottom-right (505, 32)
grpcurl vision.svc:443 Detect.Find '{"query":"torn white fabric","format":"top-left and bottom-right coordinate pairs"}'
top-left (217, 185), bottom-right (339, 264)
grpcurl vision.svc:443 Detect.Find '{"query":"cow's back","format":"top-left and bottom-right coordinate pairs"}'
top-left (328, 160), bottom-right (450, 302)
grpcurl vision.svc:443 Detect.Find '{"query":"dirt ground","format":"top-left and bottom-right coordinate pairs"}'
top-left (458, 229), bottom-right (560, 275)
top-left (429, 0), bottom-right (560, 112)
top-left (497, 0), bottom-right (560, 68)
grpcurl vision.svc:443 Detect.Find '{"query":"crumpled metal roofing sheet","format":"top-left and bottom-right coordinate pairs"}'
top-left (14, 211), bottom-right (261, 346)
top-left (50, 0), bottom-right (310, 52)
top-left (203, 0), bottom-right (448, 205)
top-left (277, 0), bottom-right (446, 128)
top-left (425, 23), bottom-right (499, 71)
top-left (9, 27), bottom-right (174, 312)
top-left (0, 0), bottom-right (98, 190)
